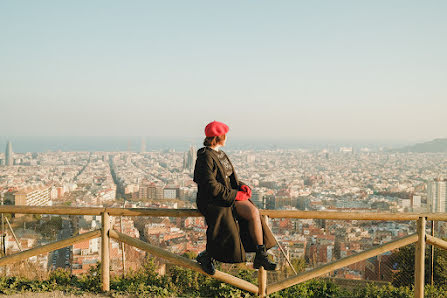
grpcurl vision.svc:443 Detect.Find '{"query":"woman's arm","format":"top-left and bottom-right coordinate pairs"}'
top-left (194, 153), bottom-right (238, 206)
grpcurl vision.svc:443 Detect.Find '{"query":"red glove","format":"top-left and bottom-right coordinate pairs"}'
top-left (235, 191), bottom-right (250, 201)
top-left (240, 185), bottom-right (252, 198)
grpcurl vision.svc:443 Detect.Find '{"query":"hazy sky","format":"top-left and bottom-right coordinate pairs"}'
top-left (1, 1), bottom-right (446, 142)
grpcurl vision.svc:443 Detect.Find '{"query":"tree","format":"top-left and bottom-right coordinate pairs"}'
top-left (390, 241), bottom-right (447, 287)
top-left (39, 216), bottom-right (63, 239)
top-left (285, 257), bottom-right (306, 276)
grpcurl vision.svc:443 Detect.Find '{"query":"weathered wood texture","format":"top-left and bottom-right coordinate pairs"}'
top-left (101, 212), bottom-right (110, 292)
top-left (426, 235), bottom-right (447, 250)
top-left (0, 206), bottom-right (106, 215)
top-left (2, 206), bottom-right (447, 221)
top-left (108, 229), bottom-right (259, 294)
top-left (258, 267), bottom-right (267, 297)
top-left (414, 217), bottom-right (426, 298)
top-left (0, 230), bottom-right (100, 266)
top-left (267, 233), bottom-right (419, 295)
top-left (261, 210), bottom-right (447, 221)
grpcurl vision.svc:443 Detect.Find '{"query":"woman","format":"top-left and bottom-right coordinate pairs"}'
top-left (193, 121), bottom-right (276, 275)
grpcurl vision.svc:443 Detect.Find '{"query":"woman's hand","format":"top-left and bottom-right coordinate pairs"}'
top-left (240, 185), bottom-right (252, 198)
top-left (235, 191), bottom-right (250, 201)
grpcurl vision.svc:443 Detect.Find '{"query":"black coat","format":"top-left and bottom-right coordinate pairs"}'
top-left (193, 147), bottom-right (276, 263)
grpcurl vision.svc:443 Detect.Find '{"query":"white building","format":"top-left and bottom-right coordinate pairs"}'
top-left (8, 185), bottom-right (52, 207)
top-left (164, 188), bottom-right (178, 199)
top-left (427, 178), bottom-right (447, 212)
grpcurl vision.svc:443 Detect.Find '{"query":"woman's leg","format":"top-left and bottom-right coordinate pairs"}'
top-left (234, 200), bottom-right (263, 245)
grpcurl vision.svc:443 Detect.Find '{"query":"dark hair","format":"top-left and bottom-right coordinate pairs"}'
top-left (203, 135), bottom-right (225, 147)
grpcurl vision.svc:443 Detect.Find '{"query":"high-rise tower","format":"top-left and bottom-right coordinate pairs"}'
top-left (428, 177), bottom-right (447, 212)
top-left (183, 145), bottom-right (197, 172)
top-left (140, 137), bottom-right (146, 153)
top-left (5, 141), bottom-right (13, 166)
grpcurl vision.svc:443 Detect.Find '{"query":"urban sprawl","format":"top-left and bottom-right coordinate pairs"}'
top-left (1, 142), bottom-right (447, 282)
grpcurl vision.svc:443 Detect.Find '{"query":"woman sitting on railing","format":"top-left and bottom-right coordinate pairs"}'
top-left (193, 121), bottom-right (276, 275)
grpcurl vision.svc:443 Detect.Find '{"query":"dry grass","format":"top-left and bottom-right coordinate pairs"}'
top-left (4, 259), bottom-right (49, 280)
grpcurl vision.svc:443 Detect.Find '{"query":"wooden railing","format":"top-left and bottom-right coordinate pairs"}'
top-left (1, 206), bottom-right (447, 297)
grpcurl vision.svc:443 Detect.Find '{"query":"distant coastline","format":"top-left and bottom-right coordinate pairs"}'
top-left (0, 136), bottom-right (417, 153)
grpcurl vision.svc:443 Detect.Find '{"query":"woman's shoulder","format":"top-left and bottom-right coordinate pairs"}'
top-left (197, 147), bottom-right (214, 159)
top-left (197, 146), bottom-right (209, 154)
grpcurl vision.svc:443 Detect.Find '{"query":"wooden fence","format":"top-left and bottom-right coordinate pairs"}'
top-left (1, 206), bottom-right (447, 297)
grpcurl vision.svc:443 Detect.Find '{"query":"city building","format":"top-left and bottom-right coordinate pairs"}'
top-left (72, 228), bottom-right (100, 275)
top-left (264, 195), bottom-right (277, 210)
top-left (163, 185), bottom-right (179, 199)
top-left (183, 146), bottom-right (196, 172)
top-left (138, 182), bottom-right (164, 200)
top-left (5, 141), bottom-right (13, 166)
top-left (140, 137), bottom-right (146, 153)
top-left (428, 178), bottom-right (447, 212)
top-left (251, 189), bottom-right (265, 209)
top-left (6, 185), bottom-right (52, 207)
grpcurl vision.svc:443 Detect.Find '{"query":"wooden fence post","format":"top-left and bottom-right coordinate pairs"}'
top-left (101, 212), bottom-right (110, 292)
top-left (258, 267), bottom-right (267, 297)
top-left (259, 214), bottom-right (269, 297)
top-left (414, 217), bottom-right (426, 298)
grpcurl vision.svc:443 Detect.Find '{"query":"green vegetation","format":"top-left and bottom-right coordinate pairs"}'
top-left (391, 241), bottom-right (447, 287)
top-left (40, 216), bottom-right (63, 239)
top-left (23, 216), bottom-right (63, 240)
top-left (288, 257), bottom-right (306, 275)
top-left (1, 257), bottom-right (447, 297)
top-left (270, 279), bottom-right (343, 298)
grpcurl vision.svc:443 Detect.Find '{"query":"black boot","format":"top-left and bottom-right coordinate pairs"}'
top-left (196, 250), bottom-right (215, 275)
top-left (253, 245), bottom-right (277, 271)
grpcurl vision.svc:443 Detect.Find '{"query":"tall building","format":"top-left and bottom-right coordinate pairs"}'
top-left (183, 146), bottom-right (197, 172)
top-left (5, 141), bottom-right (13, 166)
top-left (140, 137), bottom-right (146, 153)
top-left (427, 178), bottom-right (447, 212)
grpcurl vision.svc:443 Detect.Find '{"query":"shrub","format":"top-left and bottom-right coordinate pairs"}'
top-left (270, 279), bottom-right (344, 298)
top-left (1, 261), bottom-right (447, 297)
top-left (352, 283), bottom-right (412, 298)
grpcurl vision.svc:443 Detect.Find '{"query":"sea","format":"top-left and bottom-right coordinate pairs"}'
top-left (0, 136), bottom-right (410, 153)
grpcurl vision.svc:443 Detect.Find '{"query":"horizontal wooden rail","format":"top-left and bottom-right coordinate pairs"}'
top-left (267, 233), bottom-right (419, 295)
top-left (109, 229), bottom-right (258, 294)
top-left (106, 208), bottom-right (201, 217)
top-left (426, 235), bottom-right (447, 250)
top-left (0, 206), bottom-right (202, 217)
top-left (2, 206), bottom-right (447, 221)
top-left (0, 206), bottom-right (106, 215)
top-left (261, 210), bottom-right (447, 221)
top-left (0, 230), bottom-right (101, 266)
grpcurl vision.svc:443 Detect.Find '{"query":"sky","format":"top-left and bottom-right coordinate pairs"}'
top-left (1, 1), bottom-right (446, 143)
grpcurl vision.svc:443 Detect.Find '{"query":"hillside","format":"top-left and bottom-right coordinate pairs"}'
top-left (396, 138), bottom-right (447, 153)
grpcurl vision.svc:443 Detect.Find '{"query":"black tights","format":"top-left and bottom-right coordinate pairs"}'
top-left (234, 200), bottom-right (263, 246)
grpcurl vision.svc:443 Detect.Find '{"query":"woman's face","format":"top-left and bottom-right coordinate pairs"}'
top-left (220, 135), bottom-right (227, 147)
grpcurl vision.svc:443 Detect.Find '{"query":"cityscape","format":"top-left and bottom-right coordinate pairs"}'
top-left (1, 0), bottom-right (446, 295)
top-left (1, 139), bottom-right (446, 283)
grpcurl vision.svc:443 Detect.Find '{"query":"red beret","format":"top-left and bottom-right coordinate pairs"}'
top-left (204, 121), bottom-right (229, 137)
